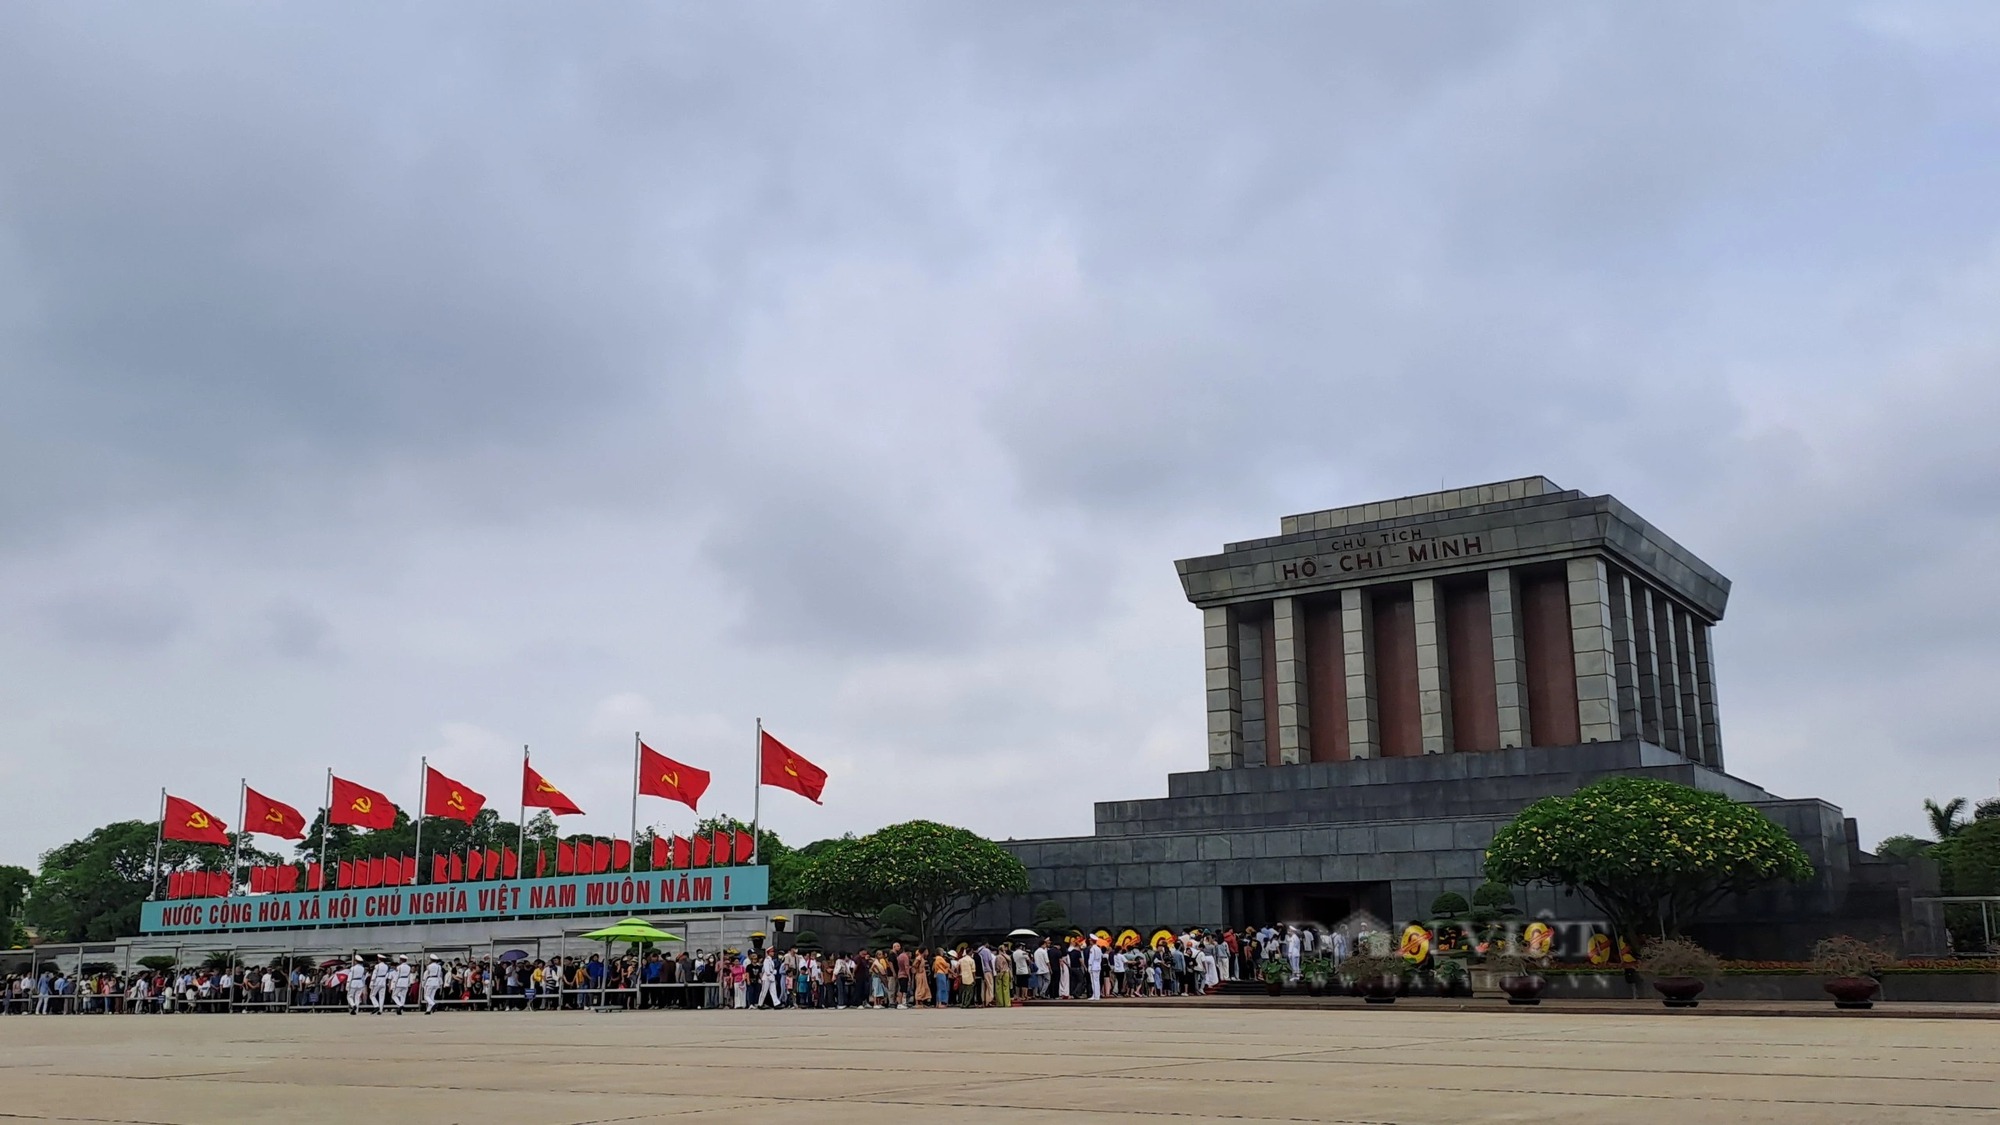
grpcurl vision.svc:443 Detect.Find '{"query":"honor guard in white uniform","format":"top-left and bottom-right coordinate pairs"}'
top-left (422, 954), bottom-right (443, 1014)
top-left (346, 959), bottom-right (366, 1014)
top-left (369, 957), bottom-right (390, 1013)
top-left (391, 956), bottom-right (413, 1013)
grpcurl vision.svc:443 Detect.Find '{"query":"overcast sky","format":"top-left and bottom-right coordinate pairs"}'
top-left (3, 2), bottom-right (1998, 867)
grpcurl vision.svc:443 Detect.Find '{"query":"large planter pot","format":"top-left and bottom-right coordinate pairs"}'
top-left (1499, 974), bottom-right (1546, 1006)
top-left (1360, 978), bottom-right (1398, 1005)
top-left (1263, 980), bottom-right (1283, 997)
top-left (1824, 976), bottom-right (1880, 1010)
top-left (1305, 979), bottom-right (1329, 997)
top-left (1652, 977), bottom-right (1705, 1008)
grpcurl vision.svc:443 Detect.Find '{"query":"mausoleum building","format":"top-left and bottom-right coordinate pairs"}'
top-left (984, 478), bottom-right (1938, 956)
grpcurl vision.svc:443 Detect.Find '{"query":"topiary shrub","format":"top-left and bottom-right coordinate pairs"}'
top-left (1430, 892), bottom-right (1469, 919)
top-left (868, 905), bottom-right (920, 947)
top-left (1637, 937), bottom-right (1721, 982)
top-left (1032, 899), bottom-right (1073, 936)
top-left (1810, 935), bottom-right (1893, 979)
top-left (1340, 953), bottom-right (1404, 986)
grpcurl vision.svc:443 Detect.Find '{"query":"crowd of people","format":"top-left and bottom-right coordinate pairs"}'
top-left (1, 924), bottom-right (1359, 1014)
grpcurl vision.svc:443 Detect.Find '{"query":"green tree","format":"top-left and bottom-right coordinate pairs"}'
top-left (791, 820), bottom-right (1028, 946)
top-left (1931, 818), bottom-right (2000, 952)
top-left (1484, 777), bottom-right (1813, 943)
top-left (1874, 834), bottom-right (1934, 860)
top-left (0, 864), bottom-right (31, 947)
top-left (25, 820), bottom-right (233, 942)
top-left (1933, 818), bottom-right (2000, 895)
top-left (1925, 797), bottom-right (1969, 841)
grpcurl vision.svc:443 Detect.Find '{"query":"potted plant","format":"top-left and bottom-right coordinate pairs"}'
top-left (1811, 935), bottom-right (1893, 1010)
top-left (1638, 937), bottom-right (1720, 1008)
top-left (1488, 951), bottom-right (1547, 1005)
top-left (1258, 956), bottom-right (1288, 996)
top-left (1301, 954), bottom-right (1333, 996)
top-left (1342, 953), bottom-right (1404, 1004)
top-left (1434, 956), bottom-right (1472, 998)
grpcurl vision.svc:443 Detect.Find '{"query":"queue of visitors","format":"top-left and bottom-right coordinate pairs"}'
top-left (3, 925), bottom-right (1355, 1014)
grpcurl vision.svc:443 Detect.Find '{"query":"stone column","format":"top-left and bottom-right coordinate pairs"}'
top-left (1652, 592), bottom-right (1686, 755)
top-left (1272, 596), bottom-right (1311, 765)
top-left (1567, 557), bottom-right (1622, 743)
top-left (1487, 569), bottom-right (1531, 750)
top-left (1629, 577), bottom-right (1664, 744)
top-left (1608, 573), bottom-right (1643, 742)
top-left (1203, 606), bottom-right (1244, 770)
top-left (1412, 578), bottom-right (1453, 755)
top-left (1340, 588), bottom-right (1380, 759)
top-left (1676, 609), bottom-right (1707, 765)
top-left (1238, 615), bottom-right (1268, 767)
top-left (1693, 622), bottom-right (1724, 771)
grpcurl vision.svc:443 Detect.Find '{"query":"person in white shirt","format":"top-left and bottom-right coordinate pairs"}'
top-left (346, 959), bottom-right (366, 1014)
top-left (422, 955), bottom-right (443, 1014)
top-left (369, 957), bottom-right (390, 1013)
top-left (1086, 942), bottom-right (1104, 1000)
top-left (757, 953), bottom-right (780, 1009)
top-left (391, 956), bottom-right (413, 1014)
top-left (1283, 927), bottom-right (1302, 981)
top-left (1031, 942), bottom-right (1051, 999)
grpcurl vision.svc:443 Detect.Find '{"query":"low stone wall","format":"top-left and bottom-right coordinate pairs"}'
top-left (1507, 971), bottom-right (2000, 1004)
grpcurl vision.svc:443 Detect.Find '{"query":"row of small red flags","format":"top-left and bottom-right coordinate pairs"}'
top-left (165, 870), bottom-right (233, 898)
top-left (165, 831), bottom-right (757, 898)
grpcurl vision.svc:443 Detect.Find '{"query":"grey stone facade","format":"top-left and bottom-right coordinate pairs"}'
top-left (975, 478), bottom-right (1939, 957)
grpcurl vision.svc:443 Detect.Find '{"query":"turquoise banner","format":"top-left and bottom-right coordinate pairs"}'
top-left (140, 866), bottom-right (769, 934)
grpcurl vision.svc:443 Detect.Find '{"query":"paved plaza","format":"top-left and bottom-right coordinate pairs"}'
top-left (0, 1005), bottom-right (1994, 1123)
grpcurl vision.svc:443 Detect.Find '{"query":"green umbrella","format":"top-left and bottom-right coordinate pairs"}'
top-left (578, 919), bottom-right (680, 1009)
top-left (581, 918), bottom-right (681, 943)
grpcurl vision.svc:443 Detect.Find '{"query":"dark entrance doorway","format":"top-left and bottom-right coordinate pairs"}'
top-left (1224, 882), bottom-right (1391, 930)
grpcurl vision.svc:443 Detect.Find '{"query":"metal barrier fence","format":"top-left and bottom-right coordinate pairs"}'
top-left (3, 934), bottom-right (731, 1014)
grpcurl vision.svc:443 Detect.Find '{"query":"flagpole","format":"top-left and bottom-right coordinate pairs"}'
top-left (149, 787), bottom-right (166, 900)
top-left (751, 717), bottom-right (762, 866)
top-left (232, 778), bottom-right (246, 897)
top-left (629, 732), bottom-right (640, 875)
top-left (518, 745), bottom-right (529, 884)
top-left (318, 768), bottom-right (332, 889)
top-left (414, 756), bottom-right (427, 886)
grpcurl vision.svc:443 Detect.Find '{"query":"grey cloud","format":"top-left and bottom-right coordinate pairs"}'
top-left (35, 587), bottom-right (188, 652)
top-left (0, 2), bottom-right (1997, 861)
top-left (701, 484), bottom-right (996, 654)
top-left (256, 600), bottom-right (336, 661)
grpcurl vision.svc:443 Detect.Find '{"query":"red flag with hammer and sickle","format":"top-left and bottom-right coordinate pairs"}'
top-left (163, 795), bottom-right (229, 845)
top-left (636, 743), bottom-right (709, 811)
top-left (522, 763), bottom-right (584, 816)
top-left (329, 776), bottom-right (397, 830)
top-left (758, 730), bottom-right (827, 804)
top-left (244, 788), bottom-right (307, 840)
top-left (423, 766), bottom-right (486, 823)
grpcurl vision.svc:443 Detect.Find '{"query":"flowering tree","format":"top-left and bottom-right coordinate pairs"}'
top-left (792, 820), bottom-right (1028, 945)
top-left (1484, 777), bottom-right (1812, 943)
